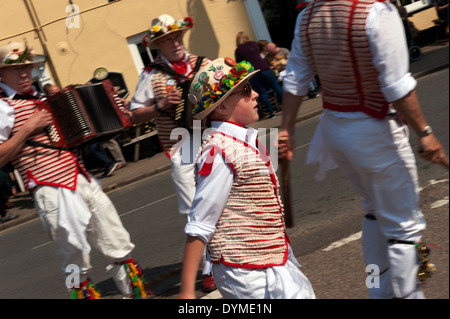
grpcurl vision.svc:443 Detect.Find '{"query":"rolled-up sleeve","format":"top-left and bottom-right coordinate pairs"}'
top-left (184, 150), bottom-right (233, 243)
top-left (0, 99), bottom-right (14, 144)
top-left (283, 11), bottom-right (316, 96)
top-left (367, 2), bottom-right (417, 102)
top-left (130, 71), bottom-right (155, 111)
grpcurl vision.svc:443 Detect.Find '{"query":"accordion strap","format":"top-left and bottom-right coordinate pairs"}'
top-left (25, 139), bottom-right (68, 153)
top-left (149, 56), bottom-right (205, 121)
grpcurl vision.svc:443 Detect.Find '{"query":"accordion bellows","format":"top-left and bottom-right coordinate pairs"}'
top-left (39, 80), bottom-right (131, 148)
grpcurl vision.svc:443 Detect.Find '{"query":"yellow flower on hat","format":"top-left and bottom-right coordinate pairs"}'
top-left (152, 25), bottom-right (161, 32)
top-left (203, 99), bottom-right (214, 109)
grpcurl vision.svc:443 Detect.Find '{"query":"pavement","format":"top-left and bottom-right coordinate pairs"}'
top-left (0, 40), bottom-right (448, 298)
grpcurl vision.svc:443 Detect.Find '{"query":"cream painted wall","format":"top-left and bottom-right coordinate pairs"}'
top-left (1, 0), bottom-right (256, 97)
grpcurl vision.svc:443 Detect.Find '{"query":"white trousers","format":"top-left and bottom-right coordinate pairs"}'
top-left (170, 131), bottom-right (198, 216)
top-left (170, 131), bottom-right (212, 275)
top-left (318, 111), bottom-right (426, 298)
top-left (33, 174), bottom-right (135, 284)
top-left (212, 246), bottom-right (315, 299)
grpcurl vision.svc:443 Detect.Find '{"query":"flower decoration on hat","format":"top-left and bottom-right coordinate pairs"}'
top-left (192, 60), bottom-right (255, 117)
top-left (1, 46), bottom-right (36, 66)
top-left (148, 17), bottom-right (194, 41)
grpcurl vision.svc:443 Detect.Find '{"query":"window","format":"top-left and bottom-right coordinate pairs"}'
top-left (127, 32), bottom-right (159, 74)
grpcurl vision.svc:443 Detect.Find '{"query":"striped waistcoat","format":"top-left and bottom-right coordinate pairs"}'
top-left (8, 97), bottom-right (90, 191)
top-left (200, 132), bottom-right (288, 268)
top-left (300, 0), bottom-right (390, 119)
top-left (151, 54), bottom-right (209, 157)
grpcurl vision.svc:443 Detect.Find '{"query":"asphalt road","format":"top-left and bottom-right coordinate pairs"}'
top-left (0, 69), bottom-right (448, 300)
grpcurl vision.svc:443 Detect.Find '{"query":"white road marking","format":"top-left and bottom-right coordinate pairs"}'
top-left (322, 231), bottom-right (362, 252)
top-left (322, 178), bottom-right (449, 252)
top-left (431, 197), bottom-right (449, 209)
top-left (32, 241), bottom-right (52, 250)
top-left (119, 193), bottom-right (176, 217)
top-left (418, 178), bottom-right (449, 191)
top-left (32, 194), bottom-right (177, 250)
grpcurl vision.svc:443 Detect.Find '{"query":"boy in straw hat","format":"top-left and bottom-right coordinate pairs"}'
top-left (0, 41), bottom-right (151, 299)
top-left (130, 14), bottom-right (216, 291)
top-left (179, 58), bottom-right (315, 299)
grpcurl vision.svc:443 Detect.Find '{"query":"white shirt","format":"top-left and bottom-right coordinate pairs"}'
top-left (0, 82), bottom-right (43, 144)
top-left (0, 83), bottom-right (17, 144)
top-left (283, 1), bottom-right (416, 104)
top-left (184, 121), bottom-right (259, 243)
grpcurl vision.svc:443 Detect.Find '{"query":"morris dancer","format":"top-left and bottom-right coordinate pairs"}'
top-left (179, 58), bottom-right (315, 299)
top-left (0, 41), bottom-right (151, 299)
top-left (279, 0), bottom-right (446, 298)
top-left (130, 14), bottom-right (215, 292)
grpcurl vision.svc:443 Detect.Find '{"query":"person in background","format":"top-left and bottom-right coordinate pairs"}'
top-left (257, 39), bottom-right (269, 59)
top-left (86, 142), bottom-right (119, 177)
top-left (43, 83), bottom-right (60, 96)
top-left (433, 0), bottom-right (449, 36)
top-left (0, 164), bottom-right (18, 224)
top-left (264, 42), bottom-right (290, 79)
top-left (129, 14), bottom-right (215, 293)
top-left (235, 31), bottom-right (283, 118)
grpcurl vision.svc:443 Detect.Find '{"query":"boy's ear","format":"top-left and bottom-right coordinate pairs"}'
top-left (215, 102), bottom-right (230, 116)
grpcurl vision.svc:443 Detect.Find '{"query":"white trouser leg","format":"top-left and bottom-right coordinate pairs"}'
top-left (388, 243), bottom-right (424, 298)
top-left (109, 263), bottom-right (134, 297)
top-left (33, 174), bottom-right (135, 292)
top-left (171, 152), bottom-right (196, 215)
top-left (362, 218), bottom-right (394, 298)
top-left (322, 112), bottom-right (426, 298)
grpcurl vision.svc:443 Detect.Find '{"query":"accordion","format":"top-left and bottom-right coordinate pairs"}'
top-left (39, 80), bottom-right (131, 149)
top-left (174, 80), bottom-right (193, 130)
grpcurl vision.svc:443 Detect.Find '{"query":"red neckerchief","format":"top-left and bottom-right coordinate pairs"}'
top-left (172, 59), bottom-right (188, 76)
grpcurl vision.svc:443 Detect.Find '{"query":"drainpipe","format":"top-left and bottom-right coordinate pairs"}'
top-left (243, 0), bottom-right (272, 41)
top-left (23, 0), bottom-right (62, 88)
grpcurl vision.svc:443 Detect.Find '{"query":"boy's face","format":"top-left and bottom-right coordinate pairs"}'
top-left (226, 83), bottom-right (259, 126)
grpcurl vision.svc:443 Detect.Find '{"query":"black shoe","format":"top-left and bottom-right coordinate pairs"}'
top-left (103, 162), bottom-right (119, 177)
top-left (1, 212), bottom-right (19, 223)
top-left (308, 92), bottom-right (320, 99)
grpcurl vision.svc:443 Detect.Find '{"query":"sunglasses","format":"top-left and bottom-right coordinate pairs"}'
top-left (230, 82), bottom-right (253, 98)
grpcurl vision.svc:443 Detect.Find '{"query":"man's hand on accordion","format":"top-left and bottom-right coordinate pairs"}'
top-left (118, 97), bottom-right (133, 118)
top-left (161, 87), bottom-right (182, 110)
top-left (26, 109), bottom-right (54, 136)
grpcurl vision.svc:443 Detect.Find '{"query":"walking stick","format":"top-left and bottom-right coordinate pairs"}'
top-left (441, 157), bottom-right (449, 169)
top-left (279, 136), bottom-right (293, 228)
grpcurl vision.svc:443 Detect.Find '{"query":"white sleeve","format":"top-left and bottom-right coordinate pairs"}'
top-left (0, 99), bottom-right (15, 144)
top-left (129, 71), bottom-right (156, 111)
top-left (283, 11), bottom-right (316, 96)
top-left (184, 149), bottom-right (234, 243)
top-left (367, 2), bottom-right (417, 102)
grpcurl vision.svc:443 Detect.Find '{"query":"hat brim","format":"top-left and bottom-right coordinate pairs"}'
top-left (193, 69), bottom-right (259, 120)
top-left (0, 56), bottom-right (44, 69)
top-left (149, 28), bottom-right (191, 49)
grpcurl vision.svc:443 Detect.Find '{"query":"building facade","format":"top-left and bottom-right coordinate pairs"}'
top-left (0, 0), bottom-right (271, 96)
